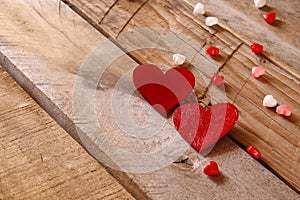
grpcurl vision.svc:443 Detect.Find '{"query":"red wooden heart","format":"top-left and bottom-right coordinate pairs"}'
top-left (133, 64), bottom-right (195, 115)
top-left (173, 103), bottom-right (239, 152)
top-left (203, 161), bottom-right (219, 176)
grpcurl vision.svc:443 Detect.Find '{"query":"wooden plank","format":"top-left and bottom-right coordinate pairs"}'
top-left (64, 0), bottom-right (300, 191)
top-left (218, 44), bottom-right (300, 190)
top-left (0, 67), bottom-right (134, 199)
top-left (0, 0), bottom-right (299, 199)
top-left (64, 0), bottom-right (118, 25)
top-left (183, 0), bottom-right (300, 79)
top-left (64, 0), bottom-right (242, 97)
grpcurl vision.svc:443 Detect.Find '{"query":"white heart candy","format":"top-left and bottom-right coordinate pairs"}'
top-left (254, 0), bottom-right (267, 8)
top-left (193, 3), bottom-right (205, 15)
top-left (205, 17), bottom-right (218, 26)
top-left (263, 95), bottom-right (278, 107)
top-left (173, 54), bottom-right (186, 65)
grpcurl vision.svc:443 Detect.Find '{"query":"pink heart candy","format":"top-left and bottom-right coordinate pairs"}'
top-left (276, 105), bottom-right (292, 117)
top-left (252, 67), bottom-right (265, 78)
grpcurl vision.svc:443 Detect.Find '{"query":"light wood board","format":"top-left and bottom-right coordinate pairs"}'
top-left (0, 66), bottom-right (134, 199)
top-left (0, 0), bottom-right (299, 199)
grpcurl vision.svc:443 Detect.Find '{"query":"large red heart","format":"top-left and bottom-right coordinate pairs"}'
top-left (173, 103), bottom-right (239, 152)
top-left (133, 64), bottom-right (195, 115)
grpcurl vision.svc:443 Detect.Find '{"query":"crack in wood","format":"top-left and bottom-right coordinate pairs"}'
top-left (231, 75), bottom-right (250, 104)
top-left (98, 0), bottom-right (120, 25)
top-left (197, 42), bottom-right (243, 101)
top-left (116, 0), bottom-right (150, 39)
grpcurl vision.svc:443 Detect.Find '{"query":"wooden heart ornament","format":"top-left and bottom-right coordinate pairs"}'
top-left (173, 103), bottom-right (239, 152)
top-left (133, 64), bottom-right (195, 115)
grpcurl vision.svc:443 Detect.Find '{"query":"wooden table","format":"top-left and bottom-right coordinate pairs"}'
top-left (0, 0), bottom-right (299, 199)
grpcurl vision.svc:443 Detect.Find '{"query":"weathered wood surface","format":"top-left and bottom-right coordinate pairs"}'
top-left (220, 44), bottom-right (300, 190)
top-left (0, 67), bottom-right (134, 199)
top-left (183, 0), bottom-right (300, 78)
top-left (64, 0), bottom-right (300, 191)
top-left (0, 0), bottom-right (299, 199)
top-left (65, 0), bottom-right (300, 76)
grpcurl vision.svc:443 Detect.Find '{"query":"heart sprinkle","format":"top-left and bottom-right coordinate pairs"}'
top-left (251, 43), bottom-right (264, 53)
top-left (251, 66), bottom-right (266, 78)
top-left (193, 3), bottom-right (205, 15)
top-left (263, 95), bottom-right (278, 107)
top-left (263, 12), bottom-right (276, 24)
top-left (205, 17), bottom-right (218, 26)
top-left (203, 161), bottom-right (219, 176)
top-left (206, 46), bottom-right (220, 56)
top-left (276, 105), bottom-right (292, 116)
top-left (254, 0), bottom-right (266, 8)
top-left (247, 146), bottom-right (261, 159)
top-left (210, 74), bottom-right (224, 86)
top-left (173, 54), bottom-right (186, 65)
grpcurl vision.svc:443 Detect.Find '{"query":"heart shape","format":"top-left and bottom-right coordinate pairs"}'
top-left (251, 43), bottom-right (264, 53)
top-left (210, 74), bottom-right (224, 86)
top-left (173, 54), bottom-right (186, 65)
top-left (254, 0), bottom-right (266, 8)
top-left (193, 3), bottom-right (205, 15)
top-left (203, 161), bottom-right (219, 176)
top-left (133, 64), bottom-right (195, 115)
top-left (263, 95), bottom-right (277, 107)
top-left (251, 66), bottom-right (265, 78)
top-left (247, 146), bottom-right (261, 159)
top-left (276, 105), bottom-right (292, 116)
top-left (263, 12), bottom-right (276, 24)
top-left (173, 103), bottom-right (239, 152)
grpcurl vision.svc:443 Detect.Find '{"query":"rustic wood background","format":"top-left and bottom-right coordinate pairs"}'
top-left (0, 0), bottom-right (299, 199)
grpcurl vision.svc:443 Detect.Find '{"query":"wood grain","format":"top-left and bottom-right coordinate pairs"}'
top-left (218, 44), bottom-right (300, 190)
top-left (0, 0), bottom-right (299, 199)
top-left (183, 0), bottom-right (300, 79)
top-left (64, 0), bottom-right (300, 190)
top-left (65, 0), bottom-right (242, 96)
top-left (0, 67), bottom-right (134, 199)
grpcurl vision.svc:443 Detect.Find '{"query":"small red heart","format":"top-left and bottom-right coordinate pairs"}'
top-left (247, 146), bottom-right (261, 159)
top-left (210, 74), bottom-right (224, 86)
top-left (173, 103), bottom-right (239, 152)
top-left (203, 161), bottom-right (219, 176)
top-left (251, 43), bottom-right (264, 53)
top-left (206, 46), bottom-right (220, 56)
top-left (133, 64), bottom-right (195, 115)
top-left (263, 12), bottom-right (276, 24)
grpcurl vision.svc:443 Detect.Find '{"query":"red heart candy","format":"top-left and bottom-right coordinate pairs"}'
top-left (247, 146), bottom-right (261, 159)
top-left (203, 161), bottom-right (219, 176)
top-left (263, 12), bottom-right (276, 24)
top-left (251, 43), bottom-right (264, 53)
top-left (210, 74), bottom-right (224, 86)
top-left (133, 64), bottom-right (195, 115)
top-left (173, 103), bottom-right (239, 152)
top-left (206, 46), bottom-right (220, 56)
